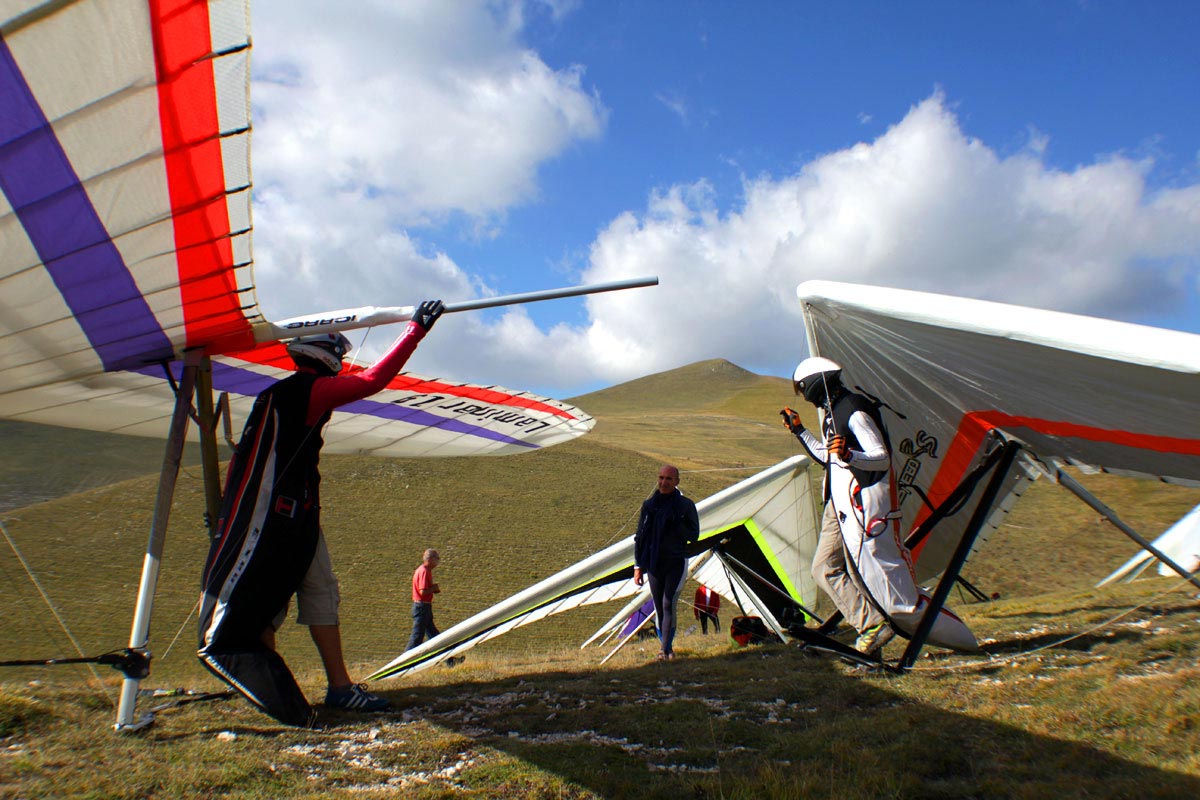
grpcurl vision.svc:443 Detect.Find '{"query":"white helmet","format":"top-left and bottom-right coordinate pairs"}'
top-left (792, 356), bottom-right (842, 404)
top-left (286, 332), bottom-right (352, 374)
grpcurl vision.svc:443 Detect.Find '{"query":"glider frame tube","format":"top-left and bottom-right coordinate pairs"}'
top-left (898, 440), bottom-right (1021, 670)
top-left (257, 277), bottom-right (659, 342)
top-left (1054, 468), bottom-right (1200, 591)
top-left (114, 351), bottom-right (201, 732)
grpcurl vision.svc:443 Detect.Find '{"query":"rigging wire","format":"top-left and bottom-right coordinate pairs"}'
top-left (345, 326), bottom-right (372, 371)
top-left (0, 517), bottom-right (116, 708)
top-left (683, 465), bottom-right (776, 473)
top-left (158, 595), bottom-right (202, 664)
top-left (597, 505), bottom-right (641, 549)
top-left (905, 575), bottom-right (1199, 674)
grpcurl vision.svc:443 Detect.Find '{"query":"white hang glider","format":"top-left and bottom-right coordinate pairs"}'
top-left (368, 456), bottom-right (822, 681)
top-left (0, 0), bottom-right (652, 730)
top-left (796, 280), bottom-right (1200, 667)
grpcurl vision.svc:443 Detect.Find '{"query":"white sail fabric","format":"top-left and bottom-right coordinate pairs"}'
top-left (797, 281), bottom-right (1200, 582)
top-left (368, 456), bottom-right (819, 680)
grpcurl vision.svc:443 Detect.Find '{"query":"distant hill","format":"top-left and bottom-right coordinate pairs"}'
top-left (571, 358), bottom-right (812, 470)
top-left (569, 358), bottom-right (769, 415)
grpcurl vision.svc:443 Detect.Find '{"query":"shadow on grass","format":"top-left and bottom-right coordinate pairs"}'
top-left (377, 643), bottom-right (1200, 799)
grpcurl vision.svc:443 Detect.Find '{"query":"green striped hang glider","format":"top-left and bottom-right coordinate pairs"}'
top-left (367, 456), bottom-right (820, 681)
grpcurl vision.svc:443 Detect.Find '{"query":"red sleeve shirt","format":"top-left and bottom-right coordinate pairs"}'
top-left (305, 322), bottom-right (427, 425)
top-left (412, 563), bottom-right (436, 603)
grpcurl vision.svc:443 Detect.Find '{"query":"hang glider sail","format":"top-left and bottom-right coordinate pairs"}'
top-left (0, 0), bottom-right (594, 456)
top-left (368, 456), bottom-right (822, 680)
top-left (798, 280), bottom-right (1200, 576)
top-left (797, 280), bottom-right (1200, 664)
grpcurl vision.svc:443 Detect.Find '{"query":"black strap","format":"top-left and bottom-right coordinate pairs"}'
top-left (0, 648), bottom-right (150, 678)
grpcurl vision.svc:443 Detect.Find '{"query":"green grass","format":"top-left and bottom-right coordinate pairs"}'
top-left (0, 420), bottom-right (203, 512)
top-left (1, 580), bottom-right (1197, 798)
top-left (1, 358), bottom-right (1198, 798)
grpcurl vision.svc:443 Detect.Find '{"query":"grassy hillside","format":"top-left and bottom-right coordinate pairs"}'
top-left (0, 579), bottom-right (1196, 798)
top-left (1, 358), bottom-right (1198, 797)
top-left (0, 420), bottom-right (203, 512)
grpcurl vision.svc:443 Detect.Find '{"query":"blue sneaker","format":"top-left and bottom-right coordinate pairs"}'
top-left (324, 683), bottom-right (390, 711)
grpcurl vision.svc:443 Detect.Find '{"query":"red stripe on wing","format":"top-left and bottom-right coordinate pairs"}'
top-left (911, 411), bottom-right (1200, 559)
top-left (225, 342), bottom-right (583, 420)
top-left (150, 0), bottom-right (254, 352)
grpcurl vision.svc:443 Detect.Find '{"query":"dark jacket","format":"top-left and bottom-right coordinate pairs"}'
top-left (633, 489), bottom-right (700, 571)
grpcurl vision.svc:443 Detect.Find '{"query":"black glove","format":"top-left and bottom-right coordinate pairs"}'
top-left (413, 299), bottom-right (445, 332)
top-left (780, 407), bottom-right (804, 434)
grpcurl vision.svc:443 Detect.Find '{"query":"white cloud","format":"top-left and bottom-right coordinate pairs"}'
top-left (248, 0), bottom-right (605, 320)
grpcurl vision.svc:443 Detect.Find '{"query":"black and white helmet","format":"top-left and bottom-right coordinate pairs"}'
top-left (286, 332), bottom-right (352, 374)
top-left (792, 356), bottom-right (842, 405)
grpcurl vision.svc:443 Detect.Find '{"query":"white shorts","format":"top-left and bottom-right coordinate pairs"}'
top-left (272, 528), bottom-right (340, 629)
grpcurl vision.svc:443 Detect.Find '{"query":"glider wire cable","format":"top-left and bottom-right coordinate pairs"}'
top-left (0, 517), bottom-right (118, 708)
top-left (158, 594), bottom-right (203, 664)
top-left (904, 575), bottom-right (1199, 674)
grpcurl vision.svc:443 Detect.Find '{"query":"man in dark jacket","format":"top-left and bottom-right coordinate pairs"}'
top-left (633, 465), bottom-right (700, 660)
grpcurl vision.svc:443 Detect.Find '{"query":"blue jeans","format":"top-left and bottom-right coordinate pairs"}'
top-left (406, 602), bottom-right (439, 652)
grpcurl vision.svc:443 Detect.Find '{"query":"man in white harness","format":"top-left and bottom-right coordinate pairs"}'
top-left (781, 357), bottom-right (899, 654)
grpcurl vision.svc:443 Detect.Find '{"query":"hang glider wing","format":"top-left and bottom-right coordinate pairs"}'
top-left (1099, 502), bottom-right (1200, 586)
top-left (367, 456), bottom-right (820, 680)
top-left (0, 0), bottom-right (592, 456)
top-left (796, 281), bottom-right (1200, 582)
top-left (1, 0), bottom-right (258, 386)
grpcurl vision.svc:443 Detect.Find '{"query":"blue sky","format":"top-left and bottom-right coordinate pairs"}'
top-left (249, 1), bottom-right (1200, 396)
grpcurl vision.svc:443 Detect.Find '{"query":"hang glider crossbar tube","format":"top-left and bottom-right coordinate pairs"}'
top-left (256, 276), bottom-right (659, 343)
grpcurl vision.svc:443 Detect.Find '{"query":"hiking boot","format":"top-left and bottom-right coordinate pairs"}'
top-left (854, 623), bottom-right (895, 654)
top-left (325, 683), bottom-right (390, 712)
